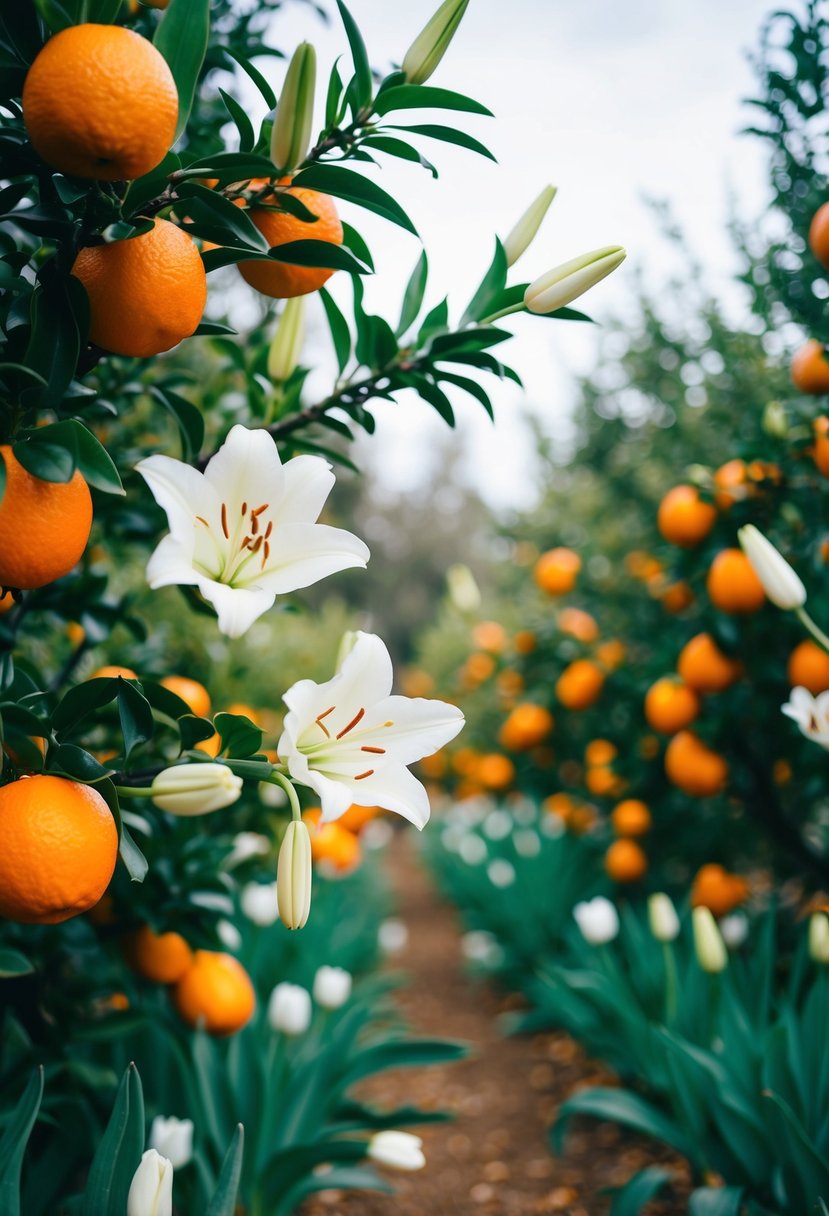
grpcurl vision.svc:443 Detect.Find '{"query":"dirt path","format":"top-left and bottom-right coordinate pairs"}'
top-left (303, 834), bottom-right (689, 1216)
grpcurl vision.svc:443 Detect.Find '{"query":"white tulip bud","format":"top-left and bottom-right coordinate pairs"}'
top-left (648, 893), bottom-right (680, 943)
top-left (367, 1130), bottom-right (426, 1171)
top-left (402, 0), bottom-right (470, 85)
top-left (240, 881), bottom-right (280, 927)
top-left (692, 906), bottom-right (728, 974)
top-left (267, 981), bottom-right (312, 1035)
top-left (313, 965), bottom-right (353, 1010)
top-left (268, 298), bottom-right (305, 383)
top-left (720, 912), bottom-right (749, 949)
top-left (148, 1117), bottom-right (193, 1170)
top-left (150, 763), bottom-right (243, 816)
top-left (502, 185), bottom-right (557, 268)
top-left (271, 42), bottom-right (316, 172)
top-left (525, 245), bottom-right (626, 315)
top-left (809, 911), bottom-right (829, 963)
top-left (378, 918), bottom-right (409, 954)
top-left (277, 820), bottom-right (312, 930)
top-left (127, 1149), bottom-right (173, 1216)
top-left (573, 896), bottom-right (619, 945)
top-left (737, 524), bottom-right (806, 610)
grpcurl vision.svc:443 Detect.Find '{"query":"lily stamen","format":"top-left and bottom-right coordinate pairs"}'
top-left (337, 708), bottom-right (365, 738)
top-left (220, 503), bottom-right (229, 539)
top-left (354, 769), bottom-right (374, 780)
top-left (362, 745), bottom-right (385, 754)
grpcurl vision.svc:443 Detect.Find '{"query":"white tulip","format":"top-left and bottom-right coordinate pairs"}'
top-left (648, 893), bottom-right (680, 943)
top-left (267, 982), bottom-right (312, 1035)
top-left (573, 896), bottom-right (619, 945)
top-left (737, 524), bottom-right (806, 610)
top-left (127, 1150), bottom-right (173, 1216)
top-left (692, 906), bottom-right (728, 973)
top-left (313, 965), bottom-right (353, 1010)
top-left (367, 1130), bottom-right (426, 1171)
top-left (150, 763), bottom-right (242, 816)
top-left (240, 882), bottom-right (280, 927)
top-left (525, 245), bottom-right (626, 314)
top-left (148, 1117), bottom-right (193, 1170)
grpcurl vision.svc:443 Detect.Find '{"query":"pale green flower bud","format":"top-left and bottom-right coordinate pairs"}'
top-left (809, 911), bottom-right (829, 963)
top-left (648, 892), bottom-right (680, 943)
top-left (271, 42), bottom-right (317, 172)
top-left (692, 906), bottom-right (728, 974)
top-left (150, 763), bottom-right (243, 816)
top-left (402, 0), bottom-right (470, 85)
top-left (524, 245), bottom-right (626, 315)
top-left (267, 298), bottom-right (305, 383)
top-left (763, 401), bottom-right (788, 439)
top-left (446, 563), bottom-right (481, 612)
top-left (277, 820), bottom-right (312, 930)
top-left (502, 185), bottom-right (557, 268)
top-left (738, 524), bottom-right (806, 611)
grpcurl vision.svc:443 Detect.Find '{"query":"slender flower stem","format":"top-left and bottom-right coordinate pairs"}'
top-left (479, 301), bottom-right (525, 324)
top-left (797, 607), bottom-right (829, 655)
top-left (267, 771), bottom-right (302, 821)
top-left (663, 942), bottom-right (677, 1024)
top-left (115, 785), bottom-right (155, 798)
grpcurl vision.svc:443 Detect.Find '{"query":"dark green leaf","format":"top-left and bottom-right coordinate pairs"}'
top-left (397, 250), bottom-right (428, 336)
top-left (336, 0), bottom-right (373, 110)
top-left (150, 386), bottom-right (204, 462)
top-left (53, 678), bottom-right (121, 736)
top-left (461, 238), bottom-right (508, 324)
top-left (67, 420), bottom-right (124, 495)
top-left (119, 822), bottom-right (148, 884)
top-left (341, 222), bottom-right (375, 271)
top-left (552, 1088), bottom-right (693, 1158)
top-left (118, 681), bottom-right (154, 759)
top-left (364, 135), bottom-right (437, 176)
top-left (155, 0), bottom-right (211, 144)
top-left (223, 47), bottom-right (277, 110)
top-left (266, 240), bottom-right (370, 273)
top-left (319, 287), bottom-right (351, 373)
top-left (0, 1069), bottom-right (43, 1216)
top-left (0, 949), bottom-right (34, 979)
top-left (52, 745), bottom-right (112, 782)
top-left (214, 712), bottom-right (263, 760)
top-left (687, 1188), bottom-right (745, 1216)
top-left (82, 1064), bottom-right (144, 1216)
top-left (373, 85), bottom-right (493, 118)
top-left (219, 88), bottom-right (256, 153)
top-left (387, 122), bottom-right (496, 161)
top-left (292, 164), bottom-right (418, 235)
top-left (13, 433), bottom-right (77, 484)
top-left (207, 1125), bottom-right (245, 1216)
top-left (610, 1168), bottom-right (674, 1216)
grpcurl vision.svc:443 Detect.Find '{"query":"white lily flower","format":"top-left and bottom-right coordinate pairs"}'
top-left (573, 896), bottom-right (619, 945)
top-left (782, 686), bottom-right (829, 751)
top-left (737, 524), bottom-right (806, 610)
top-left (267, 981), bottom-right (312, 1035)
top-left (313, 964), bottom-right (352, 1009)
top-left (150, 763), bottom-right (243, 816)
top-left (367, 1130), bottom-right (426, 1171)
top-left (148, 1117), bottom-right (193, 1170)
top-left (136, 425), bottom-right (369, 638)
top-left (127, 1149), bottom-right (173, 1216)
top-left (278, 631), bottom-right (464, 827)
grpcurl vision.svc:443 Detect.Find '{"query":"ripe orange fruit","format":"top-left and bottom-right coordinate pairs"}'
top-left (661, 582), bottom-right (694, 615)
top-left (472, 621), bottom-right (507, 653)
top-left (596, 639), bottom-right (625, 671)
top-left (604, 839), bottom-right (647, 883)
top-left (0, 775), bottom-right (117, 923)
top-left (691, 863), bottom-right (748, 917)
top-left (558, 607), bottom-right (599, 642)
top-left (611, 799), bottom-right (651, 837)
top-left (127, 924), bottom-right (193, 984)
top-left (303, 810), bottom-right (362, 871)
top-left (22, 25), bottom-right (177, 181)
top-left (713, 459), bottom-right (749, 510)
top-left (644, 677), bottom-right (701, 734)
top-left (706, 549), bottom-right (765, 614)
top-left (664, 731), bottom-right (727, 797)
top-left (787, 639), bottom-right (829, 694)
top-left (0, 592), bottom-right (14, 614)
top-left (677, 633), bottom-right (741, 694)
top-left (809, 201), bottom-right (829, 271)
top-left (72, 219), bottom-right (206, 358)
top-left (498, 703), bottom-right (554, 751)
top-left (813, 417), bottom-right (829, 477)
top-left (173, 951), bottom-right (255, 1036)
top-left (534, 547), bottom-right (581, 596)
top-left (475, 753), bottom-right (516, 791)
top-left (160, 675), bottom-right (211, 718)
top-left (239, 184), bottom-right (343, 298)
top-left (90, 665), bottom-right (138, 680)
top-left (791, 340), bottom-right (829, 395)
top-left (0, 447), bottom-right (92, 590)
top-left (338, 804), bottom-right (381, 833)
top-left (461, 653), bottom-right (495, 687)
top-left (556, 659), bottom-right (605, 710)
top-left (585, 739), bottom-right (617, 766)
top-left (586, 765), bottom-right (624, 797)
top-left (657, 485), bottom-right (717, 548)
top-left (513, 629), bottom-right (537, 655)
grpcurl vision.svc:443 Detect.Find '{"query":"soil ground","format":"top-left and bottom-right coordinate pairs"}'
top-left (302, 835), bottom-right (690, 1216)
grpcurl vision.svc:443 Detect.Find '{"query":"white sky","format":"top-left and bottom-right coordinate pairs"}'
top-left (263, 0), bottom-right (775, 510)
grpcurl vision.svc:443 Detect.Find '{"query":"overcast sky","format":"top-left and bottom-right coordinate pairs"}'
top-left (262, 0), bottom-right (776, 510)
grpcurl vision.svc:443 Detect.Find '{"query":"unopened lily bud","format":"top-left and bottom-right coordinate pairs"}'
top-left (692, 906), bottom-right (728, 974)
top-left (446, 563), bottom-right (481, 613)
top-left (268, 298), bottom-right (305, 383)
top-left (151, 763), bottom-right (243, 816)
top-left (502, 185), bottom-right (557, 268)
top-left (127, 1150), bottom-right (173, 1216)
top-left (402, 0), bottom-right (470, 84)
top-left (271, 42), bottom-right (316, 172)
top-left (648, 892), bottom-right (680, 943)
top-left (738, 524), bottom-right (806, 610)
top-left (763, 400), bottom-right (788, 438)
top-left (525, 245), bottom-right (626, 315)
top-left (367, 1130), bottom-right (426, 1171)
top-left (149, 1117), bottom-right (193, 1170)
top-left (277, 820), bottom-right (312, 929)
top-left (809, 911), bottom-right (829, 963)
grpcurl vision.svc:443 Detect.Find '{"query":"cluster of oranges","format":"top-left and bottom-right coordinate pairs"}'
top-left (125, 925), bottom-right (255, 1036)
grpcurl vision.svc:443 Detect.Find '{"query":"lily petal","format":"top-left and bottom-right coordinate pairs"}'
top-left (138, 454), bottom-right (219, 534)
top-left (146, 535), bottom-right (202, 589)
top-left (367, 695), bottom-right (465, 766)
top-left (255, 523), bottom-right (369, 593)
top-left (333, 765), bottom-right (433, 829)
top-left (276, 455), bottom-right (336, 524)
top-left (199, 579), bottom-right (276, 638)
top-left (203, 425), bottom-right (285, 515)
